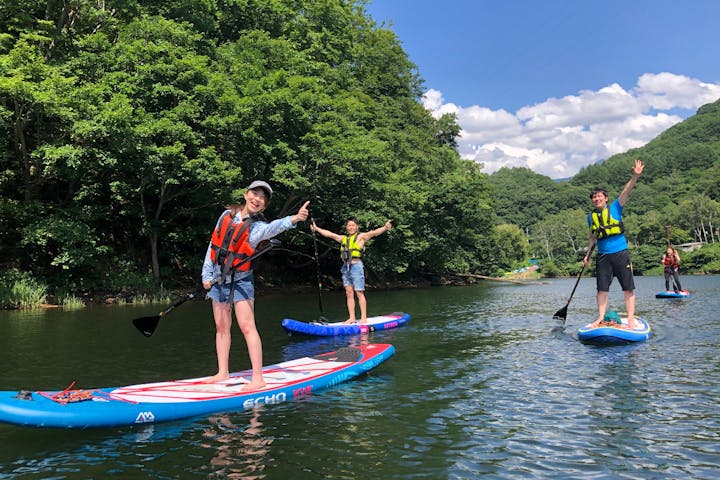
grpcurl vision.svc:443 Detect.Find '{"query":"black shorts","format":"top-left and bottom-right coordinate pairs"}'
top-left (596, 249), bottom-right (635, 292)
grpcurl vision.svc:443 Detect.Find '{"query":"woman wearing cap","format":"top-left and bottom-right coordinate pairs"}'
top-left (201, 180), bottom-right (309, 388)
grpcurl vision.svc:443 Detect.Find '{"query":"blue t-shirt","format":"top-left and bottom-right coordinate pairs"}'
top-left (587, 199), bottom-right (628, 254)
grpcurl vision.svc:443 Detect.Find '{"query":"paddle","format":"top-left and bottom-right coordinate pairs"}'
top-left (132, 238), bottom-right (281, 337)
top-left (553, 243), bottom-right (595, 322)
top-left (310, 216), bottom-right (330, 324)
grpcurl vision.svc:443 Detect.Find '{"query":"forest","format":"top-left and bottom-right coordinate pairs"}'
top-left (1, 0), bottom-right (719, 308)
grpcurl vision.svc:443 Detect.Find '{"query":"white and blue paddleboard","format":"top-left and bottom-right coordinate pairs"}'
top-left (655, 290), bottom-right (690, 299)
top-left (0, 344), bottom-right (394, 429)
top-left (282, 312), bottom-right (410, 336)
top-left (578, 316), bottom-right (651, 345)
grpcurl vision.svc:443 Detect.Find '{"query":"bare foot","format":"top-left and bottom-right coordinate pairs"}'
top-left (240, 380), bottom-right (266, 392)
top-left (359, 319), bottom-right (368, 324)
top-left (588, 319), bottom-right (603, 328)
top-left (202, 373), bottom-right (230, 384)
top-left (343, 319), bottom-right (357, 324)
top-left (627, 319), bottom-right (640, 329)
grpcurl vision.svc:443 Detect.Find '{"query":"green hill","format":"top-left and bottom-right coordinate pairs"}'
top-left (490, 97), bottom-right (720, 275)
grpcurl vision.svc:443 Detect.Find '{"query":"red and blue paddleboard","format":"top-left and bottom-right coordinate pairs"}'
top-left (0, 343), bottom-right (395, 429)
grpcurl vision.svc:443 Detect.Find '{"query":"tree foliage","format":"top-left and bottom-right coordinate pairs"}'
top-left (0, 0), bottom-right (495, 297)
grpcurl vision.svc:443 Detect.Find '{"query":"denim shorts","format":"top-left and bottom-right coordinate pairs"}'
top-left (341, 261), bottom-right (365, 291)
top-left (206, 274), bottom-right (254, 303)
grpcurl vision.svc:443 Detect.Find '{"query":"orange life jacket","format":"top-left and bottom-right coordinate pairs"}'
top-left (663, 254), bottom-right (678, 269)
top-left (209, 212), bottom-right (255, 283)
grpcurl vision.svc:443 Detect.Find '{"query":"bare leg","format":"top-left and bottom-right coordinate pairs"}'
top-left (205, 301), bottom-right (233, 383)
top-left (589, 291), bottom-right (609, 327)
top-left (344, 285), bottom-right (356, 323)
top-left (356, 290), bottom-right (367, 323)
top-left (234, 299), bottom-right (266, 391)
top-left (624, 290), bottom-right (637, 328)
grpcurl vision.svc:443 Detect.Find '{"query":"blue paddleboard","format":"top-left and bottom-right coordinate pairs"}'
top-left (282, 312), bottom-right (410, 336)
top-left (578, 316), bottom-right (651, 345)
top-left (655, 290), bottom-right (690, 299)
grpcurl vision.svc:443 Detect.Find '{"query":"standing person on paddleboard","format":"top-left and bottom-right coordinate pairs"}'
top-left (661, 246), bottom-right (683, 292)
top-left (583, 159), bottom-right (644, 329)
top-left (201, 180), bottom-right (309, 388)
top-left (310, 217), bottom-right (392, 324)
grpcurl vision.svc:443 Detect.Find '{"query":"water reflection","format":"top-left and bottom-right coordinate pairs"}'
top-left (586, 348), bottom-right (648, 447)
top-left (202, 410), bottom-right (272, 479)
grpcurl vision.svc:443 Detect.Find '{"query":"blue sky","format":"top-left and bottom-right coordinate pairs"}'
top-left (365, 0), bottom-right (720, 178)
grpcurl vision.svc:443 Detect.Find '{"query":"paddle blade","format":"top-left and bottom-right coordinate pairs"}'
top-left (553, 304), bottom-right (568, 321)
top-left (132, 315), bottom-right (161, 337)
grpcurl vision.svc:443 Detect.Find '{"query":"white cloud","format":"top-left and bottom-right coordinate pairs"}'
top-left (635, 72), bottom-right (720, 110)
top-left (421, 88), bottom-right (445, 111)
top-left (423, 73), bottom-right (720, 178)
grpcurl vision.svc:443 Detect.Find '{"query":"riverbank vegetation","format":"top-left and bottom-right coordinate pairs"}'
top-left (2, 1), bottom-right (719, 309)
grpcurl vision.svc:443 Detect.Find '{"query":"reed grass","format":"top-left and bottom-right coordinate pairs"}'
top-left (61, 295), bottom-right (85, 310)
top-left (9, 278), bottom-right (48, 309)
top-left (132, 293), bottom-right (172, 304)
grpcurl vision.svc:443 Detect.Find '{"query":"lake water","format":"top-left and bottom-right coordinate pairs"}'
top-left (1, 275), bottom-right (719, 479)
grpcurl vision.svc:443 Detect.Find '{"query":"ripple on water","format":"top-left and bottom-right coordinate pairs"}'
top-left (1, 277), bottom-right (720, 479)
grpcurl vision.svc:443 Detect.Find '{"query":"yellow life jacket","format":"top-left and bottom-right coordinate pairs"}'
top-left (590, 207), bottom-right (624, 239)
top-left (340, 234), bottom-right (362, 264)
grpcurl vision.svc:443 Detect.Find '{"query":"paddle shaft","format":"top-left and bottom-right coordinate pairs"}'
top-left (132, 238), bottom-right (278, 337)
top-left (554, 243), bottom-right (596, 321)
top-left (310, 216), bottom-right (326, 317)
top-left (159, 292), bottom-right (197, 317)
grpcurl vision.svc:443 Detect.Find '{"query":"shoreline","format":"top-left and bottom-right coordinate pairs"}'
top-left (11, 271), bottom-right (712, 310)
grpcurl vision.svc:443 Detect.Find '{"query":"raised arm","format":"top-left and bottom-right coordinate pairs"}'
top-left (310, 220), bottom-right (344, 243)
top-left (359, 220), bottom-right (392, 242)
top-left (617, 159), bottom-right (644, 206)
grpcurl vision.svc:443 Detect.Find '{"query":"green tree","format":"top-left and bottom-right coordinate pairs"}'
top-left (491, 224), bottom-right (528, 272)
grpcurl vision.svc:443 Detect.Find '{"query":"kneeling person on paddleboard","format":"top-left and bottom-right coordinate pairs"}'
top-left (583, 159), bottom-right (644, 330)
top-left (201, 180), bottom-right (309, 388)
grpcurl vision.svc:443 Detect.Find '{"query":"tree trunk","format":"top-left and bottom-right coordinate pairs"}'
top-left (13, 102), bottom-right (35, 201)
top-left (150, 232), bottom-right (160, 280)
